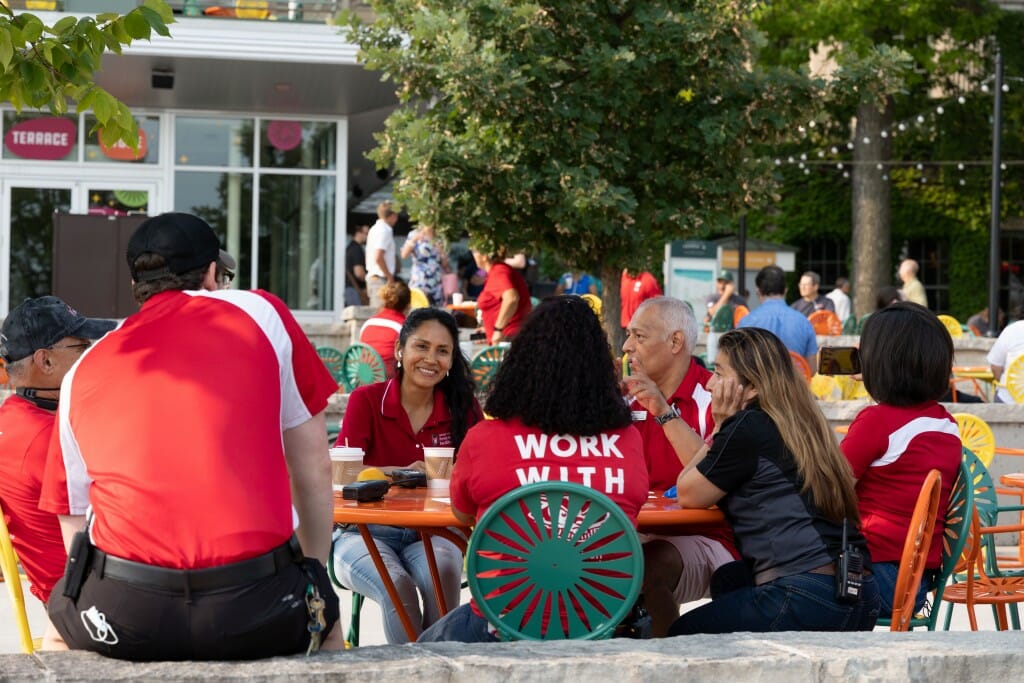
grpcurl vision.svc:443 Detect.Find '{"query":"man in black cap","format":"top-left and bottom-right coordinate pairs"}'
top-left (704, 270), bottom-right (747, 326)
top-left (0, 298), bottom-right (114, 624)
top-left (41, 212), bottom-right (343, 659)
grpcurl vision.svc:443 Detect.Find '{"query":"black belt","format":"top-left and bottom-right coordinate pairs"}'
top-left (808, 561), bottom-right (872, 577)
top-left (90, 535), bottom-right (303, 593)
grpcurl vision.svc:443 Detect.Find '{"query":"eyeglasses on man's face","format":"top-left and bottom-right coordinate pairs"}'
top-left (218, 270), bottom-right (235, 287)
top-left (48, 341), bottom-right (91, 352)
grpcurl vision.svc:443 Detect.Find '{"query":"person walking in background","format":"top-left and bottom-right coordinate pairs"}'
top-left (42, 213), bottom-right (342, 658)
top-left (401, 224), bottom-right (449, 307)
top-left (345, 224), bottom-right (369, 306)
top-left (366, 202), bottom-right (398, 306)
top-left (738, 265), bottom-right (817, 373)
top-left (473, 247), bottom-right (531, 345)
top-left (669, 327), bottom-right (879, 634)
top-left (336, 308), bottom-right (481, 643)
top-left (899, 259), bottom-right (928, 308)
top-left (790, 271), bottom-right (835, 317)
top-left (826, 277), bottom-right (852, 323)
top-left (620, 268), bottom-right (662, 330)
top-left (840, 303), bottom-right (960, 618)
top-left (0, 298), bottom-right (114, 624)
top-left (359, 278), bottom-right (412, 376)
top-left (418, 296), bottom-right (648, 643)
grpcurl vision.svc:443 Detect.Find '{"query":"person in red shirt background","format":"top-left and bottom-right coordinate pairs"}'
top-left (840, 303), bottom-right (961, 618)
top-left (418, 295), bottom-right (648, 643)
top-left (0, 297), bottom-right (114, 608)
top-left (620, 268), bottom-right (662, 330)
top-left (358, 278), bottom-right (411, 376)
top-left (472, 247), bottom-right (531, 344)
top-left (335, 307), bottom-right (482, 643)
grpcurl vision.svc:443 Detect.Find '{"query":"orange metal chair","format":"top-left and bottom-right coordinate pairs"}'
top-left (808, 310), bottom-right (842, 336)
top-left (940, 509), bottom-right (1024, 630)
top-left (889, 469), bottom-right (942, 632)
top-left (789, 351), bottom-right (812, 382)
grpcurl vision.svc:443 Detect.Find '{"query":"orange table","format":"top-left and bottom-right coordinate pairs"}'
top-left (333, 487), bottom-right (724, 641)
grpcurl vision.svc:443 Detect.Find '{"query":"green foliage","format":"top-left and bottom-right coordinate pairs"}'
top-left (343, 0), bottom-right (812, 275)
top-left (0, 0), bottom-right (174, 148)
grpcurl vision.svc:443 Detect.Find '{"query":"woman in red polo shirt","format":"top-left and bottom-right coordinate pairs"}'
top-left (334, 307), bottom-right (482, 643)
top-left (472, 247), bottom-right (531, 345)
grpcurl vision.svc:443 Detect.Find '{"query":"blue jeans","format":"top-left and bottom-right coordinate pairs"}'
top-left (872, 561), bottom-right (937, 619)
top-left (668, 571), bottom-right (880, 635)
top-left (333, 525), bottom-right (463, 644)
top-left (418, 603), bottom-right (499, 643)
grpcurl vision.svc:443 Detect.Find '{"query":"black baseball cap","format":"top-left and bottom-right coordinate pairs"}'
top-left (1, 297), bottom-right (116, 362)
top-left (126, 213), bottom-right (220, 282)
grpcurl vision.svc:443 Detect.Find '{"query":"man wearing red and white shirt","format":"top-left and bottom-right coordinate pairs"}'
top-left (0, 297), bottom-right (115, 608)
top-left (41, 213), bottom-right (342, 660)
top-left (622, 296), bottom-right (737, 636)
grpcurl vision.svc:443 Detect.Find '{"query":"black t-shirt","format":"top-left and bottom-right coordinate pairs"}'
top-left (697, 407), bottom-right (870, 585)
top-left (346, 240), bottom-right (366, 289)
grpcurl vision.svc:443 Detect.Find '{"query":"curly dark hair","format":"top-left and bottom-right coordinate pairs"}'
top-left (395, 308), bottom-right (478, 449)
top-left (485, 295), bottom-right (631, 435)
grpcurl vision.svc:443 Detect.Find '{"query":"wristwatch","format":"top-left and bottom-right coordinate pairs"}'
top-left (655, 406), bottom-right (680, 425)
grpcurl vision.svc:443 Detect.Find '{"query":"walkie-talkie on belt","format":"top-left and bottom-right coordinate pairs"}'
top-left (835, 518), bottom-right (864, 604)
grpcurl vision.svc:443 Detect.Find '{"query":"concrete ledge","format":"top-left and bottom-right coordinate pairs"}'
top-left (7, 632), bottom-right (1024, 681)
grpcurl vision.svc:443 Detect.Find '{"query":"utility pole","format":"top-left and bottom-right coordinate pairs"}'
top-left (989, 48), bottom-right (1003, 337)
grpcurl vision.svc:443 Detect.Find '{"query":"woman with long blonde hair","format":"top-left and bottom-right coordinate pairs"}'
top-left (669, 326), bottom-right (879, 634)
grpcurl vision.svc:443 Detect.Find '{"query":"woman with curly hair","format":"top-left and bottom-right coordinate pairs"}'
top-left (358, 278), bottom-right (411, 376)
top-left (418, 295), bottom-right (649, 643)
top-left (335, 307), bottom-right (482, 643)
top-left (669, 327), bottom-right (879, 634)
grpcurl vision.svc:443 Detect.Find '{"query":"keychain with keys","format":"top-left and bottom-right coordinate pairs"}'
top-left (305, 584), bottom-right (327, 655)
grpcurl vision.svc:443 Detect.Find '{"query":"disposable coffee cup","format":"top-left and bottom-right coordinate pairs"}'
top-left (423, 447), bottom-right (455, 489)
top-left (329, 447), bottom-right (365, 490)
top-left (452, 292), bottom-right (464, 306)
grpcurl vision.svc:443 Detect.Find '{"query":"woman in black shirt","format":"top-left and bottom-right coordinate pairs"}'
top-left (669, 327), bottom-right (879, 634)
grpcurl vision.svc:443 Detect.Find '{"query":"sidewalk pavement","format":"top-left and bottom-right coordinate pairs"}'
top-left (1, 567), bottom-right (1008, 654)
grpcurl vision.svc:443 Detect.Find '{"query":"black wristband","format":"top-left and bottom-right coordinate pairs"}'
top-left (493, 325), bottom-right (505, 332)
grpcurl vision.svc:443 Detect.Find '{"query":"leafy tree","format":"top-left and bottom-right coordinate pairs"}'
top-left (0, 0), bottom-right (174, 147)
top-left (344, 0), bottom-right (811, 342)
top-left (756, 0), bottom-right (1001, 317)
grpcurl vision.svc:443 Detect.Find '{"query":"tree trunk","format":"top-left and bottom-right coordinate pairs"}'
top-left (851, 99), bottom-right (893, 319)
top-left (601, 262), bottom-right (626, 352)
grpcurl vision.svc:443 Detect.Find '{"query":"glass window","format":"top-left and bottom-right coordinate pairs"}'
top-left (2, 112), bottom-right (78, 161)
top-left (259, 120), bottom-right (336, 170)
top-left (798, 238), bottom-right (847, 294)
top-left (258, 174), bottom-right (335, 310)
top-left (9, 187), bottom-right (72, 309)
top-left (174, 117), bottom-right (253, 167)
top-left (87, 188), bottom-right (149, 216)
top-left (83, 115), bottom-right (160, 164)
top-left (175, 170), bottom-right (254, 288)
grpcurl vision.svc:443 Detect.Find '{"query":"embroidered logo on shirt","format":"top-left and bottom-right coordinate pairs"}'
top-left (80, 606), bottom-right (118, 645)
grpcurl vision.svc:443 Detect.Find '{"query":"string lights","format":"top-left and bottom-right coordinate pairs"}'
top-left (771, 78), bottom-right (1022, 188)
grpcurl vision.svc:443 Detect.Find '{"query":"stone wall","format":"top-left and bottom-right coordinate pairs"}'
top-left (7, 631), bottom-right (1024, 681)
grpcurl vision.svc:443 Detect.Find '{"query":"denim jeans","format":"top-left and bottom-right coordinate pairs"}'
top-left (668, 570), bottom-right (880, 635)
top-left (417, 603), bottom-right (499, 643)
top-left (333, 525), bottom-right (464, 643)
top-left (872, 561), bottom-right (937, 619)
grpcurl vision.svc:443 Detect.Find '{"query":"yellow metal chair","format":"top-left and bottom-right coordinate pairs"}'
top-left (810, 374), bottom-right (843, 401)
top-left (408, 287), bottom-right (431, 310)
top-left (996, 355), bottom-right (1024, 404)
top-left (937, 314), bottom-right (963, 339)
top-left (953, 413), bottom-right (995, 468)
top-left (0, 502), bottom-right (35, 653)
top-left (580, 293), bottom-right (603, 322)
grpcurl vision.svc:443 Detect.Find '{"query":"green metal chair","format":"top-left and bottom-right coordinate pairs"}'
top-left (876, 460), bottom-right (971, 630)
top-left (841, 315), bottom-right (858, 335)
top-left (470, 344), bottom-right (506, 399)
top-left (708, 303), bottom-right (734, 333)
top-left (466, 481), bottom-right (643, 641)
top-left (340, 343), bottom-right (387, 393)
top-left (941, 447), bottom-right (1024, 629)
top-left (316, 345), bottom-right (345, 390)
top-left (328, 528), bottom-right (366, 647)
top-left (855, 313), bottom-right (872, 334)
